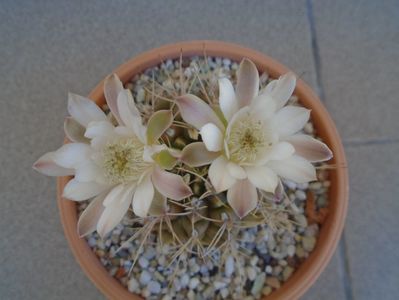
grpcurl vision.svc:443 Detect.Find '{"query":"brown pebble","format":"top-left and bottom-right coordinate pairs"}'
top-left (115, 267), bottom-right (125, 279)
top-left (266, 277), bottom-right (281, 289)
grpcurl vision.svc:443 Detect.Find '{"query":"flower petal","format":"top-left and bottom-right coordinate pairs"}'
top-left (272, 106), bottom-right (310, 138)
top-left (75, 161), bottom-right (102, 182)
top-left (132, 174), bottom-right (155, 217)
top-left (33, 152), bottom-right (74, 176)
top-left (180, 142), bottom-right (221, 167)
top-left (266, 72), bottom-right (296, 110)
top-left (268, 155), bottom-right (317, 183)
top-left (257, 142), bottom-right (295, 165)
top-left (63, 178), bottom-right (109, 201)
top-left (68, 93), bottom-right (107, 127)
top-left (117, 89), bottom-right (146, 142)
top-left (104, 74), bottom-right (124, 125)
top-left (236, 58), bottom-right (259, 107)
top-left (151, 167), bottom-right (192, 200)
top-left (208, 156), bottom-right (236, 193)
top-left (227, 162), bottom-right (247, 179)
top-left (227, 179), bottom-right (258, 218)
top-left (53, 143), bottom-right (92, 169)
top-left (246, 166), bottom-right (278, 193)
top-left (77, 191), bottom-right (107, 237)
top-left (64, 117), bottom-right (89, 143)
top-left (200, 123), bottom-right (223, 152)
top-left (84, 121), bottom-right (114, 139)
top-left (250, 94), bottom-right (276, 121)
top-left (284, 134), bottom-right (333, 162)
top-left (175, 94), bottom-right (224, 130)
top-left (96, 185), bottom-right (134, 238)
top-left (146, 110), bottom-right (173, 145)
top-left (218, 78), bottom-right (239, 121)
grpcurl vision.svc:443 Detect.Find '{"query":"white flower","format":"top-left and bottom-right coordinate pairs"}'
top-left (177, 59), bottom-right (332, 218)
top-left (34, 74), bottom-right (192, 238)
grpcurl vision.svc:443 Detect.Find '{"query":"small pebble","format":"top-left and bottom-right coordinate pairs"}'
top-left (266, 277), bottom-right (281, 289)
top-left (138, 257), bottom-right (149, 269)
top-left (148, 281), bottom-right (161, 294)
top-left (251, 273), bottom-right (266, 295)
top-left (139, 270), bottom-right (152, 285)
top-left (189, 277), bottom-right (200, 289)
top-left (127, 278), bottom-right (140, 293)
top-left (302, 236), bottom-right (316, 252)
top-left (225, 255), bottom-right (235, 277)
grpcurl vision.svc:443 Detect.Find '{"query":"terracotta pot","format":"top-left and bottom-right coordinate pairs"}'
top-left (57, 40), bottom-right (348, 300)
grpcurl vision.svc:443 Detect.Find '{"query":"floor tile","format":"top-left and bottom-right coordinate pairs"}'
top-left (312, 0), bottom-right (399, 141)
top-left (344, 143), bottom-right (399, 300)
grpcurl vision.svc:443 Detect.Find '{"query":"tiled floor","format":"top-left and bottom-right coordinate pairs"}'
top-left (1, 1), bottom-right (398, 299)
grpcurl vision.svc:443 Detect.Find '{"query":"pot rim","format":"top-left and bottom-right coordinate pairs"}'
top-left (57, 40), bottom-right (348, 300)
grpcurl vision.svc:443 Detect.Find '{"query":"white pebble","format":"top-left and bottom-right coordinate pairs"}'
top-left (180, 274), bottom-right (190, 288)
top-left (139, 270), bottom-right (152, 285)
top-left (265, 265), bottom-right (273, 274)
top-left (148, 281), bottom-right (161, 294)
top-left (295, 190), bottom-right (307, 201)
top-left (127, 278), bottom-right (140, 293)
top-left (287, 245), bottom-right (296, 257)
top-left (246, 267), bottom-right (257, 281)
top-left (283, 179), bottom-right (297, 190)
top-left (220, 287), bottom-right (229, 298)
top-left (225, 255), bottom-right (234, 277)
top-left (189, 277), bottom-right (200, 289)
top-left (138, 257), bottom-right (149, 268)
top-left (214, 281), bottom-right (226, 290)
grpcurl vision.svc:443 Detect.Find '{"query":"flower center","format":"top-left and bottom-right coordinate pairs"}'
top-left (227, 116), bottom-right (269, 164)
top-left (102, 137), bottom-right (150, 184)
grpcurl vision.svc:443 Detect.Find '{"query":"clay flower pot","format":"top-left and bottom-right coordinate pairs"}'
top-left (57, 40), bottom-right (348, 300)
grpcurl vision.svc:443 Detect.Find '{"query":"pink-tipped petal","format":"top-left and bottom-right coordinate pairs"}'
top-left (208, 156), bottom-right (236, 193)
top-left (236, 58), bottom-right (259, 107)
top-left (132, 174), bottom-right (154, 217)
top-left (151, 167), bottom-right (192, 200)
top-left (246, 166), bottom-right (278, 193)
top-left (284, 134), bottom-right (333, 162)
top-left (97, 185), bottom-right (134, 238)
top-left (62, 178), bottom-right (109, 201)
top-left (52, 143), bottom-right (92, 169)
top-left (266, 72), bottom-right (296, 109)
top-left (33, 152), bottom-right (74, 176)
top-left (180, 142), bottom-right (221, 167)
top-left (227, 179), bottom-right (258, 218)
top-left (77, 191), bottom-right (107, 237)
top-left (272, 106), bottom-right (310, 138)
top-left (104, 74), bottom-right (124, 125)
top-left (200, 123), bottom-right (223, 152)
top-left (146, 110), bottom-right (173, 145)
top-left (175, 94), bottom-right (224, 130)
top-left (68, 93), bottom-right (107, 127)
top-left (64, 117), bottom-right (89, 143)
top-left (218, 78), bottom-right (239, 121)
top-left (268, 155), bottom-right (317, 183)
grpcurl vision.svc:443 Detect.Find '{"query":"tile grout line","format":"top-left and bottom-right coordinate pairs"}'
top-left (305, 0), bottom-right (325, 102)
top-left (338, 234), bottom-right (356, 300)
top-left (305, 1), bottom-right (354, 300)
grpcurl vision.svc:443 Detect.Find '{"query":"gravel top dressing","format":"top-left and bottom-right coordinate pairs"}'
top-left (77, 56), bottom-right (331, 300)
